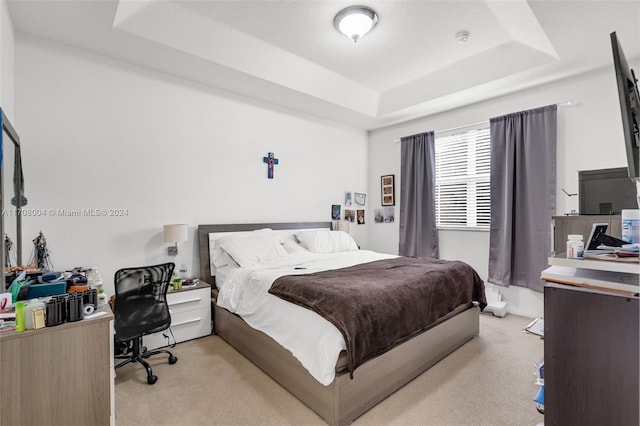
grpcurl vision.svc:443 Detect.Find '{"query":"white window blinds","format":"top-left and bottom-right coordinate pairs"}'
top-left (435, 123), bottom-right (490, 229)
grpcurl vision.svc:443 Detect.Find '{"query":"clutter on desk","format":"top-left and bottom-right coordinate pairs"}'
top-left (0, 266), bottom-right (110, 333)
top-left (579, 221), bottom-right (640, 262)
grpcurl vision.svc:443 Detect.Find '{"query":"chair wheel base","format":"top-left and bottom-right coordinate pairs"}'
top-left (169, 355), bottom-right (178, 364)
top-left (147, 374), bottom-right (158, 385)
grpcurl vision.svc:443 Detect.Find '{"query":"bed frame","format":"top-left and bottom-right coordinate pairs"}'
top-left (198, 222), bottom-right (480, 426)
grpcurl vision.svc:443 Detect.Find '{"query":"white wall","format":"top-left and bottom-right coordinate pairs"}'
top-left (0, 0), bottom-right (14, 117)
top-left (14, 35), bottom-right (369, 296)
top-left (368, 63), bottom-right (636, 318)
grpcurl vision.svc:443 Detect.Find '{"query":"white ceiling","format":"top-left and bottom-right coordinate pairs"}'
top-left (7, 0), bottom-right (640, 130)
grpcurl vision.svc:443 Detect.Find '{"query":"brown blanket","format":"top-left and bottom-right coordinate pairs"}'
top-left (268, 257), bottom-right (486, 377)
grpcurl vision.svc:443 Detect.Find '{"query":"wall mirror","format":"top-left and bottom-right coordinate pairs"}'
top-left (1, 109), bottom-right (25, 291)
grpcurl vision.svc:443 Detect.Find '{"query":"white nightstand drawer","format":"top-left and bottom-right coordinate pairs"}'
top-left (166, 287), bottom-right (209, 313)
top-left (167, 307), bottom-right (211, 342)
top-left (142, 283), bottom-right (212, 350)
top-left (143, 306), bottom-right (211, 350)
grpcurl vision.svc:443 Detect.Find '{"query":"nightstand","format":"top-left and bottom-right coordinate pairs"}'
top-left (143, 281), bottom-right (212, 350)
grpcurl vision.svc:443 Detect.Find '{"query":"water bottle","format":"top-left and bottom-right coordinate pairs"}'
top-left (97, 289), bottom-right (108, 311)
top-left (89, 267), bottom-right (104, 290)
top-left (179, 263), bottom-right (188, 280)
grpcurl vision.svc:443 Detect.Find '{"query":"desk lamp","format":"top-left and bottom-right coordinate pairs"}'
top-left (163, 224), bottom-right (188, 256)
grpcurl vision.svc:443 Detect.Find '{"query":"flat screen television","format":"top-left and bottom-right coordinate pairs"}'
top-left (579, 167), bottom-right (637, 214)
top-left (611, 31), bottom-right (640, 179)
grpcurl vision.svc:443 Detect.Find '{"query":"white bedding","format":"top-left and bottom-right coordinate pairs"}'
top-left (216, 249), bottom-right (396, 385)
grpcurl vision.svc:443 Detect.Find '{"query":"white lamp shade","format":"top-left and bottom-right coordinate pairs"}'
top-left (163, 224), bottom-right (188, 243)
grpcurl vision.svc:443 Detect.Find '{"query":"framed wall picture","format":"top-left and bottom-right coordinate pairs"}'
top-left (374, 207), bottom-right (395, 223)
top-left (344, 191), bottom-right (353, 206)
top-left (345, 209), bottom-right (355, 222)
top-left (381, 174), bottom-right (395, 206)
top-left (331, 204), bottom-right (341, 220)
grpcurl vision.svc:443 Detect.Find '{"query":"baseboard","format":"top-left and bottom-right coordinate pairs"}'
top-left (506, 305), bottom-right (543, 319)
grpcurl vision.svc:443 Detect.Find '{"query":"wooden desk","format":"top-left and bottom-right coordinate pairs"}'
top-left (542, 255), bottom-right (639, 295)
top-left (0, 308), bottom-right (114, 426)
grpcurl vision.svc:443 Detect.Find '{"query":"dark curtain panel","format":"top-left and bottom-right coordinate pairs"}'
top-left (488, 105), bottom-right (557, 292)
top-left (399, 131), bottom-right (438, 258)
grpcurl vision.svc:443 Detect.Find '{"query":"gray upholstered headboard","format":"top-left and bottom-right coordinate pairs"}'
top-left (197, 222), bottom-right (333, 283)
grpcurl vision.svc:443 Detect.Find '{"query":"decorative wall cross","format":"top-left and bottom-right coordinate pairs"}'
top-left (263, 152), bottom-right (279, 179)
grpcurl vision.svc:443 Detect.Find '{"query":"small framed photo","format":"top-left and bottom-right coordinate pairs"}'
top-left (331, 204), bottom-right (341, 220)
top-left (356, 209), bottom-right (365, 224)
top-left (344, 191), bottom-right (353, 206)
top-left (355, 193), bottom-right (366, 206)
top-left (374, 208), bottom-right (395, 223)
top-left (381, 174), bottom-right (395, 206)
top-left (345, 209), bottom-right (355, 222)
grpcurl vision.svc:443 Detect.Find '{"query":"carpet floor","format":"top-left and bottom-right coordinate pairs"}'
top-left (115, 313), bottom-right (544, 425)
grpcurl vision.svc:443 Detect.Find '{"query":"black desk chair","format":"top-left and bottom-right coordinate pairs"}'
top-left (113, 262), bottom-right (177, 384)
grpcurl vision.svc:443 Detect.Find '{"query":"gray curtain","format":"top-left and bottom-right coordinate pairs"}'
top-left (488, 105), bottom-right (557, 292)
top-left (399, 131), bottom-right (438, 258)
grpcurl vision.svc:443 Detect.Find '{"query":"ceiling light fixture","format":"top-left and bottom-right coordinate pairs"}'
top-left (334, 5), bottom-right (378, 42)
top-left (456, 31), bottom-right (470, 44)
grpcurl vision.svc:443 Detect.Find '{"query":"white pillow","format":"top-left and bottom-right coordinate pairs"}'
top-left (221, 234), bottom-right (288, 267)
top-left (295, 230), bottom-right (358, 253)
top-left (282, 239), bottom-right (309, 254)
top-left (210, 228), bottom-right (273, 269)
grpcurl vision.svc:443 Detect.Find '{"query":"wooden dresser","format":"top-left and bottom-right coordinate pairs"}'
top-left (0, 308), bottom-right (114, 426)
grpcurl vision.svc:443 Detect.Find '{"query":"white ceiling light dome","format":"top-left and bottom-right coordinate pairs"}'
top-left (456, 31), bottom-right (470, 44)
top-left (334, 5), bottom-right (379, 42)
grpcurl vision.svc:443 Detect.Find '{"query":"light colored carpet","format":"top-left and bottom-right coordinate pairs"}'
top-left (115, 313), bottom-right (544, 425)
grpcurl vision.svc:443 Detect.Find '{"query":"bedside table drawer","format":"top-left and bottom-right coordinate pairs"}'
top-left (142, 283), bottom-right (212, 350)
top-left (143, 306), bottom-right (211, 350)
top-left (166, 287), bottom-right (209, 314)
top-left (168, 307), bottom-right (211, 342)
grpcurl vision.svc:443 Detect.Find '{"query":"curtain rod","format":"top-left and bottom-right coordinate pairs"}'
top-left (393, 100), bottom-right (574, 143)
top-left (394, 120), bottom-right (487, 143)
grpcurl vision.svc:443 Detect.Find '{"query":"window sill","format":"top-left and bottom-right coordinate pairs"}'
top-left (437, 227), bottom-right (489, 232)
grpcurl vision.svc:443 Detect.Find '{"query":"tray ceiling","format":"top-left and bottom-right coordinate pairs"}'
top-left (7, 0), bottom-right (640, 130)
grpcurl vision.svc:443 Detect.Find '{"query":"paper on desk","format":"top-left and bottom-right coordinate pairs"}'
top-left (0, 310), bottom-right (15, 320)
top-left (525, 318), bottom-right (544, 337)
top-left (597, 244), bottom-right (639, 253)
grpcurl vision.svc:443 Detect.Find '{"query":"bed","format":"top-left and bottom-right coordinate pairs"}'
top-left (198, 222), bottom-right (485, 425)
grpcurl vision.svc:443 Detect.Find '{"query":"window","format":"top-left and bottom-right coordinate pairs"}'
top-left (435, 123), bottom-right (490, 229)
